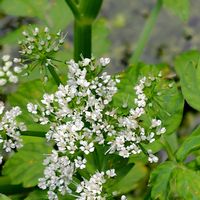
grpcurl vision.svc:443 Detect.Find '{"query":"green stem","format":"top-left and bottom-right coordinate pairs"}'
top-left (65, 0), bottom-right (103, 61)
top-left (21, 131), bottom-right (46, 137)
top-left (74, 20), bottom-right (92, 61)
top-left (47, 64), bottom-right (62, 86)
top-left (129, 0), bottom-right (163, 65)
top-left (65, 0), bottom-right (80, 18)
top-left (161, 135), bottom-right (176, 162)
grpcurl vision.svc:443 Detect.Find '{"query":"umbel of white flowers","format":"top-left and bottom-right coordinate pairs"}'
top-left (27, 57), bottom-right (166, 200)
top-left (0, 102), bottom-right (26, 164)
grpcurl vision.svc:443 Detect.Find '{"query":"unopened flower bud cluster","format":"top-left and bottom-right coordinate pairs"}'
top-left (0, 55), bottom-right (26, 86)
top-left (19, 27), bottom-right (66, 71)
top-left (0, 102), bottom-right (26, 164)
top-left (27, 58), bottom-right (166, 199)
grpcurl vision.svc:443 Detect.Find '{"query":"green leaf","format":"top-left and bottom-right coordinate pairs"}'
top-left (0, 26), bottom-right (24, 45)
top-left (0, 194), bottom-right (11, 200)
top-left (163, 0), bottom-right (190, 21)
top-left (93, 19), bottom-right (111, 57)
top-left (0, 0), bottom-right (47, 20)
top-left (25, 190), bottom-right (48, 200)
top-left (85, 145), bottom-right (132, 175)
top-left (111, 162), bottom-right (148, 194)
top-left (2, 140), bottom-right (52, 187)
top-left (24, 189), bottom-right (74, 200)
top-left (175, 50), bottom-right (200, 111)
top-left (113, 63), bottom-right (184, 135)
top-left (0, 0), bottom-right (72, 43)
top-left (169, 166), bottom-right (200, 199)
top-left (176, 125), bottom-right (200, 162)
top-left (46, 0), bottom-right (73, 30)
top-left (0, 176), bottom-right (26, 195)
top-left (149, 161), bottom-right (176, 200)
top-left (8, 79), bottom-right (57, 132)
top-left (150, 162), bottom-right (200, 200)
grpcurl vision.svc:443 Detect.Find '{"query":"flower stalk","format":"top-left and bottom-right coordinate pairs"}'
top-left (65, 0), bottom-right (103, 61)
top-left (129, 0), bottom-right (163, 65)
top-left (74, 20), bottom-right (92, 61)
top-left (47, 64), bottom-right (62, 86)
top-left (161, 135), bottom-right (177, 162)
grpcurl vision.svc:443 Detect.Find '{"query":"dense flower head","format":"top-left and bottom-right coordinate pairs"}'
top-left (0, 55), bottom-right (26, 86)
top-left (0, 101), bottom-right (26, 164)
top-left (27, 58), bottom-right (166, 199)
top-left (38, 149), bottom-right (116, 200)
top-left (18, 27), bottom-right (66, 74)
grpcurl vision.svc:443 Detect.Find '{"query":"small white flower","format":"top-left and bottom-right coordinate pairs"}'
top-left (13, 58), bottom-right (21, 63)
top-left (0, 79), bottom-right (7, 86)
top-left (82, 58), bottom-right (91, 66)
top-left (74, 156), bottom-right (87, 169)
top-left (9, 75), bottom-right (18, 83)
top-left (0, 102), bottom-right (5, 114)
top-left (14, 66), bottom-right (23, 73)
top-left (157, 127), bottom-right (166, 135)
top-left (121, 195), bottom-right (127, 200)
top-left (80, 141), bottom-right (94, 154)
top-left (2, 55), bottom-right (10, 62)
top-left (41, 94), bottom-right (54, 105)
top-left (106, 169), bottom-right (116, 178)
top-left (0, 155), bottom-right (3, 165)
top-left (151, 119), bottom-right (162, 128)
top-left (119, 148), bottom-right (130, 158)
top-left (147, 150), bottom-right (158, 163)
top-left (99, 57), bottom-right (110, 66)
top-left (27, 103), bottom-right (38, 114)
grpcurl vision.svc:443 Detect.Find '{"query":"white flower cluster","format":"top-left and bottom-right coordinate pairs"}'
top-left (76, 170), bottom-right (116, 200)
top-left (0, 101), bottom-right (26, 164)
top-left (0, 55), bottom-right (25, 86)
top-left (27, 58), bottom-right (166, 199)
top-left (27, 58), bottom-right (118, 157)
top-left (38, 150), bottom-right (75, 198)
top-left (107, 76), bottom-right (166, 159)
top-left (38, 150), bottom-right (116, 200)
top-left (19, 27), bottom-right (66, 69)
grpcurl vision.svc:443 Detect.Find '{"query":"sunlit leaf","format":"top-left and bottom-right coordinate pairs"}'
top-left (150, 161), bottom-right (176, 200)
top-left (8, 79), bottom-right (57, 132)
top-left (176, 125), bottom-right (200, 162)
top-left (163, 0), bottom-right (190, 21)
top-left (25, 190), bottom-right (48, 200)
top-left (169, 166), bottom-right (200, 199)
top-left (93, 19), bottom-right (111, 57)
top-left (110, 162), bottom-right (148, 194)
top-left (0, 0), bottom-right (73, 44)
top-left (0, 194), bottom-right (12, 200)
top-left (0, 0), bottom-right (47, 20)
top-left (3, 140), bottom-right (52, 187)
top-left (175, 50), bottom-right (200, 111)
